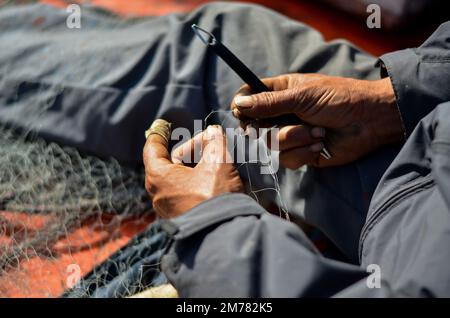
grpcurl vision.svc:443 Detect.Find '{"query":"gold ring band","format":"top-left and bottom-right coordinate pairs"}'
top-left (145, 119), bottom-right (172, 143)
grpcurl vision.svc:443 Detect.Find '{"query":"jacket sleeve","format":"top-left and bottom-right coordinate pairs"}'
top-left (380, 21), bottom-right (450, 137)
top-left (160, 193), bottom-right (372, 297)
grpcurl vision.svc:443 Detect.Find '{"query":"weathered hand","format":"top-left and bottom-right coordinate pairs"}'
top-left (231, 74), bottom-right (403, 169)
top-left (143, 125), bottom-right (243, 218)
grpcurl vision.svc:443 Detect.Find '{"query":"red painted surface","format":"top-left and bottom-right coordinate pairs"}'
top-left (41, 0), bottom-right (435, 56)
top-left (0, 211), bottom-right (154, 297)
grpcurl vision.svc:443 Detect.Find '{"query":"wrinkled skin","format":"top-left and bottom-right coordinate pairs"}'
top-left (231, 74), bottom-right (404, 169)
top-left (143, 125), bottom-right (243, 218)
top-left (143, 73), bottom-right (404, 217)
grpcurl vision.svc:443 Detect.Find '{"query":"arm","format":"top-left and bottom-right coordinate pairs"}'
top-left (160, 193), bottom-right (394, 297)
top-left (144, 121), bottom-right (398, 297)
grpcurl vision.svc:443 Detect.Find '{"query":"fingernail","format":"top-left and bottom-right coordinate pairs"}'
top-left (310, 142), bottom-right (324, 153)
top-left (311, 127), bottom-right (325, 138)
top-left (234, 95), bottom-right (253, 108)
top-left (232, 108), bottom-right (241, 118)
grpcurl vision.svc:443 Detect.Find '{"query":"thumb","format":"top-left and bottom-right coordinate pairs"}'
top-left (199, 125), bottom-right (232, 164)
top-left (143, 119), bottom-right (172, 171)
top-left (233, 89), bottom-right (298, 119)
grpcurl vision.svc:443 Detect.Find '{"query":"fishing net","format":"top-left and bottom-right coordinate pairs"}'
top-left (0, 114), bottom-right (285, 298)
top-left (0, 0), bottom-right (158, 297)
top-left (0, 0), bottom-right (288, 298)
top-left (0, 122), bottom-right (155, 297)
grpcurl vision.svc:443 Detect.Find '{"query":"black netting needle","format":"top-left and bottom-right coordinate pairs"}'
top-left (191, 24), bottom-right (331, 160)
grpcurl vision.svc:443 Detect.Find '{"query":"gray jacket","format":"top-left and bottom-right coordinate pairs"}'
top-left (0, 3), bottom-right (449, 298)
top-left (161, 22), bottom-right (450, 297)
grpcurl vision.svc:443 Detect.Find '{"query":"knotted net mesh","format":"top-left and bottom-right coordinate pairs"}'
top-left (0, 123), bottom-right (155, 297)
top-left (0, 0), bottom-right (288, 298)
top-left (0, 0), bottom-right (160, 297)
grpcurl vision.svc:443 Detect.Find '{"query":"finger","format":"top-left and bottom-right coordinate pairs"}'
top-left (171, 131), bottom-right (204, 165)
top-left (230, 75), bottom-right (291, 120)
top-left (230, 74), bottom-right (326, 119)
top-left (234, 87), bottom-right (300, 120)
top-left (199, 125), bottom-right (232, 164)
top-left (259, 76), bottom-right (292, 91)
top-left (231, 107), bottom-right (253, 122)
top-left (237, 118), bottom-right (278, 132)
top-left (238, 118), bottom-right (295, 140)
top-left (143, 134), bottom-right (173, 175)
top-left (279, 142), bottom-right (324, 169)
top-left (231, 84), bottom-right (253, 122)
top-left (233, 73), bottom-right (328, 120)
top-left (274, 125), bottom-right (325, 151)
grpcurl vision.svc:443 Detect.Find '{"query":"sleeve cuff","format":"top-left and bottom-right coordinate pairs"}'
top-left (160, 193), bottom-right (265, 240)
top-left (379, 48), bottom-right (420, 137)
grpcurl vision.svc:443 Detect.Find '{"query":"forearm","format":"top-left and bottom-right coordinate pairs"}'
top-left (160, 193), bottom-right (368, 297)
top-left (363, 77), bottom-right (404, 147)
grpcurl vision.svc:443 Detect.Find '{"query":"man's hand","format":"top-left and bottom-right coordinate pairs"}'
top-left (143, 125), bottom-right (243, 218)
top-left (231, 74), bottom-right (403, 169)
